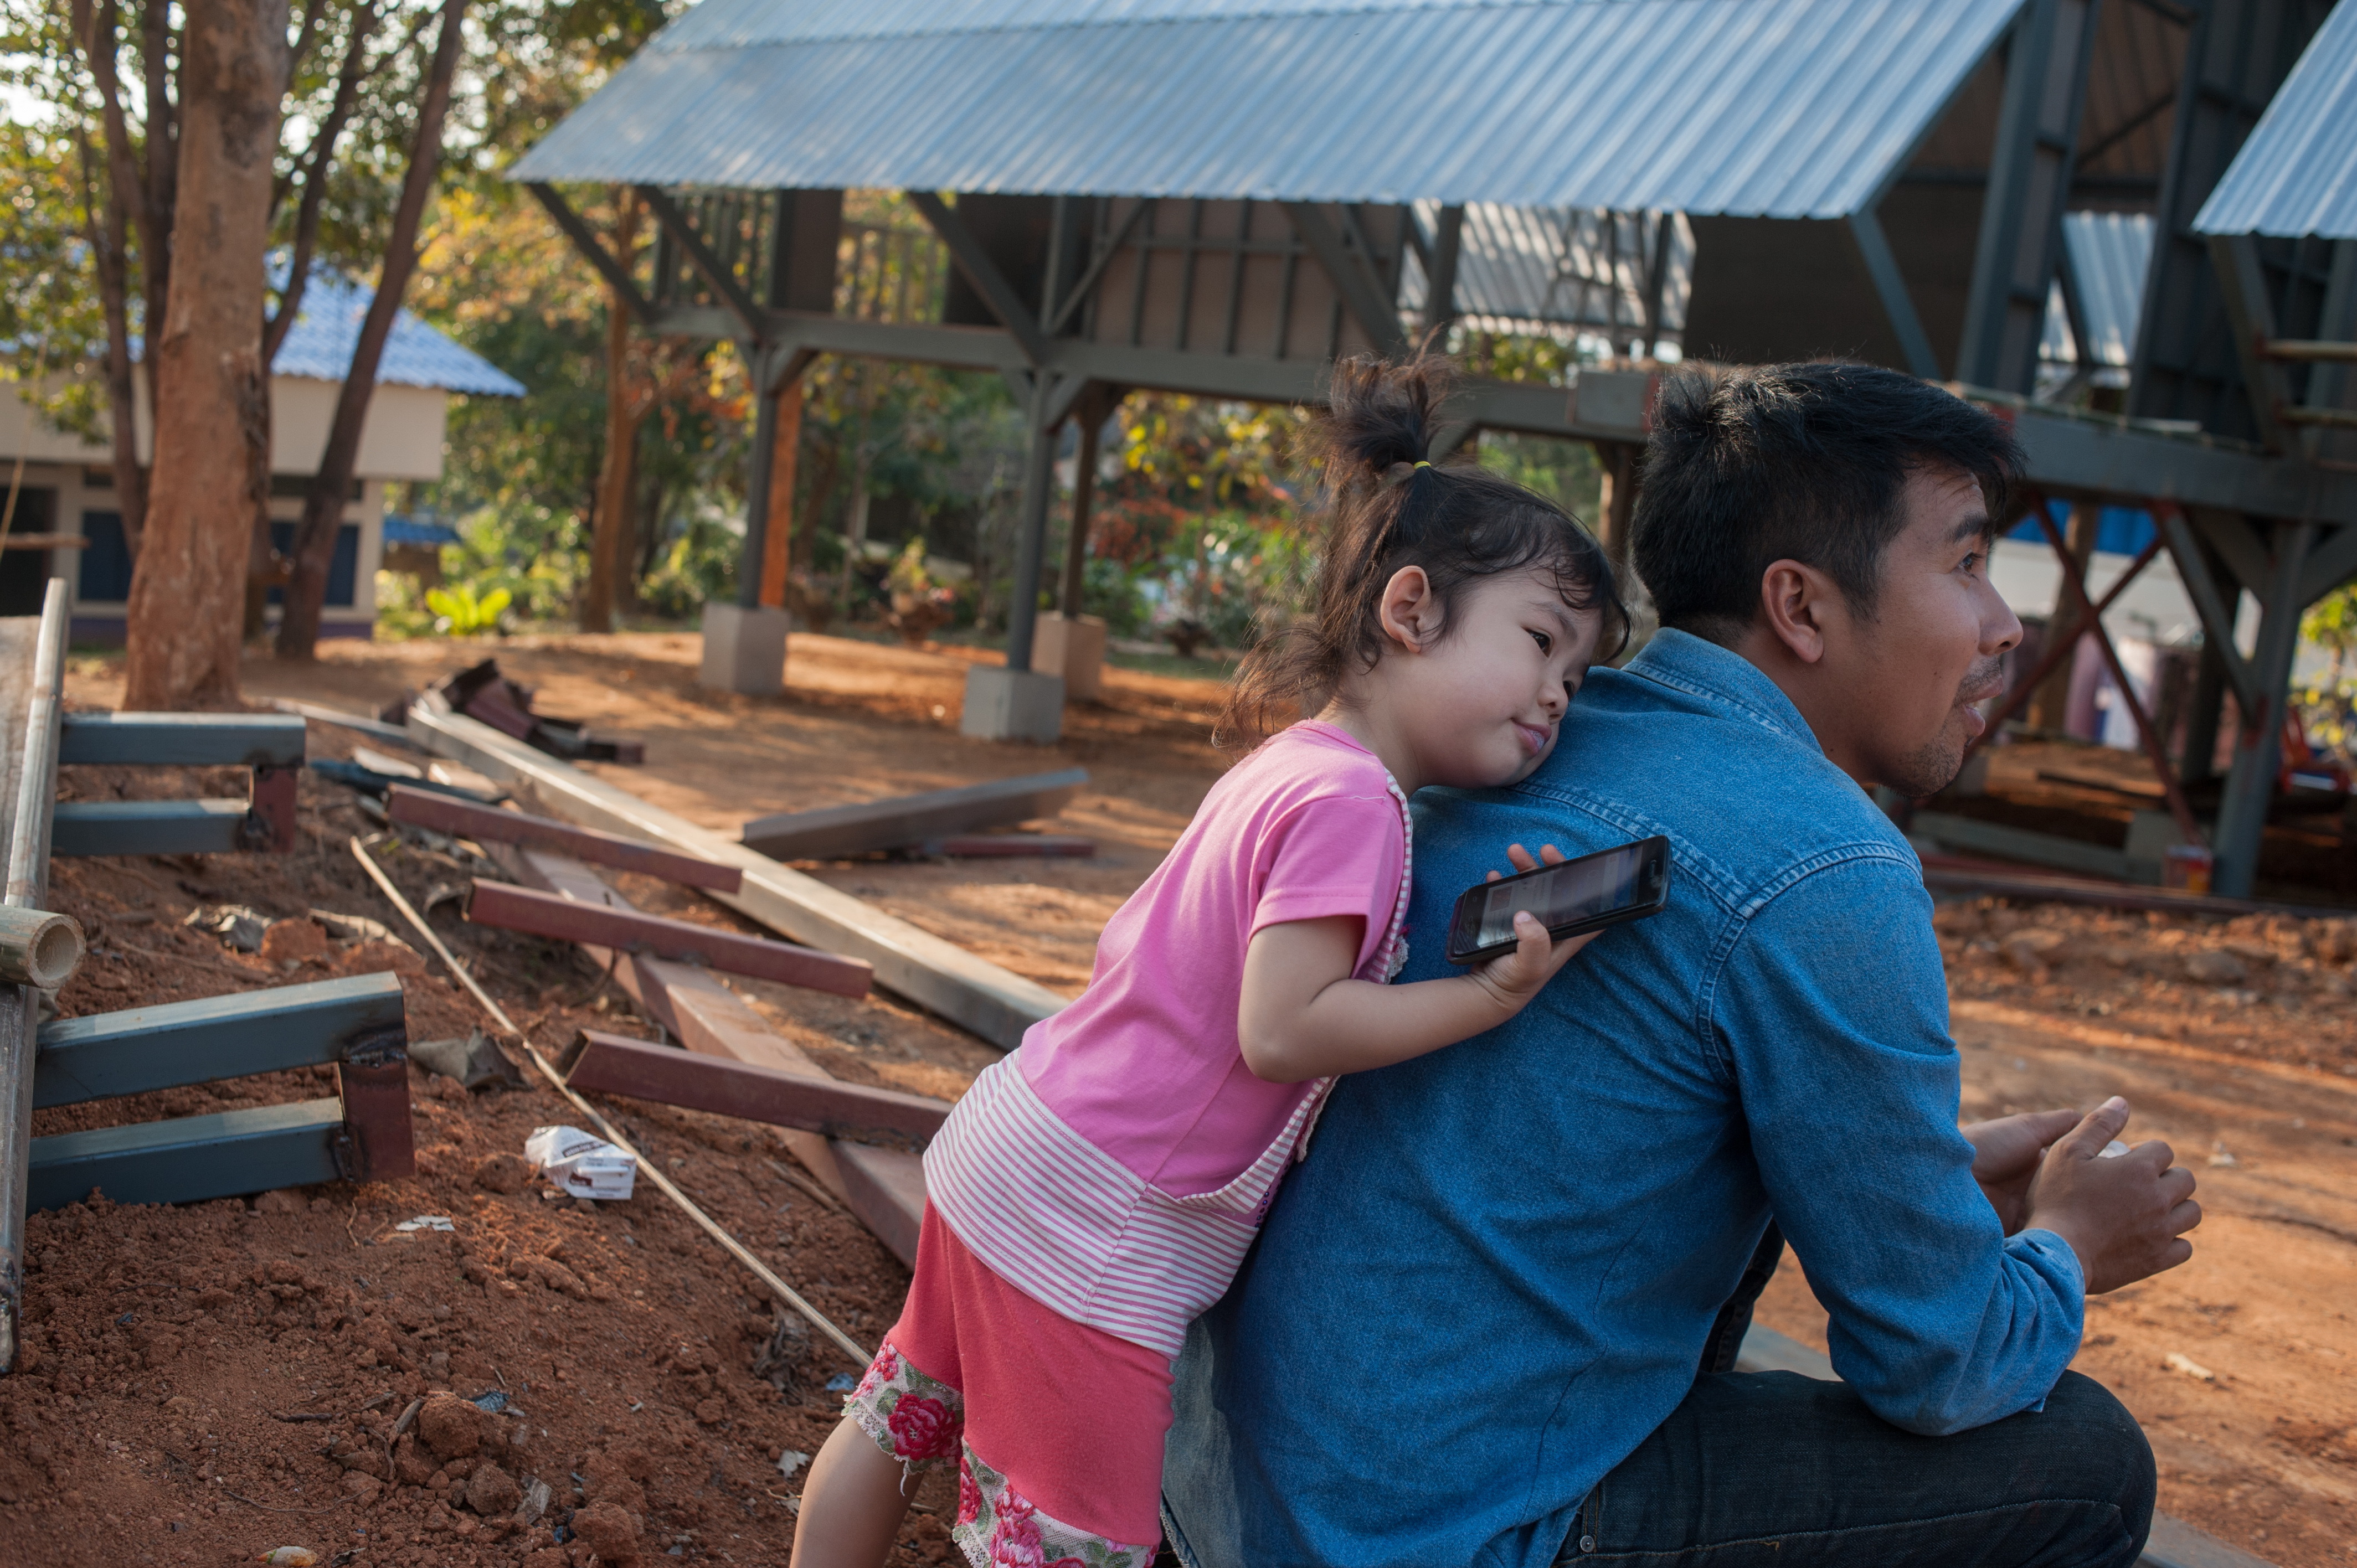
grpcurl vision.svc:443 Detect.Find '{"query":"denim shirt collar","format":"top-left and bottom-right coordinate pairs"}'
top-left (1620, 627), bottom-right (1825, 756)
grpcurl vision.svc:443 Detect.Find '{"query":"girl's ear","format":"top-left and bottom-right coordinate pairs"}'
top-left (1376, 565), bottom-right (1440, 651)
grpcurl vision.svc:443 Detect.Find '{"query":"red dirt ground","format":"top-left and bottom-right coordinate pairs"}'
top-left (4, 630), bottom-right (2349, 1568)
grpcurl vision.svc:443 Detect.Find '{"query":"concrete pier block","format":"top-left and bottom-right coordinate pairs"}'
top-left (960, 666), bottom-right (1065, 744)
top-left (698, 604), bottom-right (791, 696)
top-left (1032, 612), bottom-right (1109, 703)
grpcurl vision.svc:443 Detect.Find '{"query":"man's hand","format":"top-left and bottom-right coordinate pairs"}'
top-left (1960, 1108), bottom-right (2082, 1234)
top-left (2022, 1097), bottom-right (2200, 1293)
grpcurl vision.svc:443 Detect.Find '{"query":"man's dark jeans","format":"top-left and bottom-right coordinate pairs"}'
top-left (1551, 1367), bottom-right (2155, 1567)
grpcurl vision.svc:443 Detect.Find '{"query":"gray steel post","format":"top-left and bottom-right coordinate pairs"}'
top-left (737, 384), bottom-right (779, 608)
top-left (2210, 519), bottom-right (2314, 899)
top-left (2180, 641), bottom-right (2228, 785)
top-left (1061, 391), bottom-right (1105, 615)
top-left (1005, 382), bottom-right (1062, 673)
top-left (1954, 0), bottom-right (2098, 394)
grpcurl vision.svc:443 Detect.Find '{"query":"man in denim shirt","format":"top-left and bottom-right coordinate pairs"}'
top-left (1162, 365), bottom-right (2199, 1568)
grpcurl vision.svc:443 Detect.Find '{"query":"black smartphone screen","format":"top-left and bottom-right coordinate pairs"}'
top-left (1445, 835), bottom-right (1671, 963)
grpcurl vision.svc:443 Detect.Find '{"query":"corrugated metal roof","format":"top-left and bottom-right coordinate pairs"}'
top-left (2193, 0), bottom-right (2357, 239)
top-left (513, 0), bottom-right (2025, 218)
top-left (2064, 210), bottom-right (2152, 368)
top-left (273, 270), bottom-right (528, 396)
top-left (1404, 202), bottom-right (1693, 339)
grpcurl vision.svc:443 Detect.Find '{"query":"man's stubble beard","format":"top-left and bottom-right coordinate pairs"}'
top-left (1880, 656), bottom-right (2006, 800)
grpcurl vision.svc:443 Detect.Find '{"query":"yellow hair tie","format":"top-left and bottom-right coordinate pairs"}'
top-left (1413, 460), bottom-right (1432, 469)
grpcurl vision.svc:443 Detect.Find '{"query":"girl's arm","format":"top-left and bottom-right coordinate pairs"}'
top-left (1237, 845), bottom-right (1593, 1084)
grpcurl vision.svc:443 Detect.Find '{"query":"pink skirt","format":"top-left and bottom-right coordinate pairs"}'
top-left (843, 1202), bottom-right (1170, 1563)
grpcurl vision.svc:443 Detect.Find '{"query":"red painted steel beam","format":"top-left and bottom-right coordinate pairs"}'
top-left (388, 786), bottom-right (742, 892)
top-left (335, 1044), bottom-right (416, 1182)
top-left (464, 879), bottom-right (873, 998)
top-left (557, 1029), bottom-right (951, 1144)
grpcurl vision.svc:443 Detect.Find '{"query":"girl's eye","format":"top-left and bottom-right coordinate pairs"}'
top-left (1530, 630), bottom-right (1552, 654)
top-left (1959, 551), bottom-right (1982, 576)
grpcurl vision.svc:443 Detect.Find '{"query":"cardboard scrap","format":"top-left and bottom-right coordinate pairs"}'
top-left (525, 1125), bottom-right (636, 1200)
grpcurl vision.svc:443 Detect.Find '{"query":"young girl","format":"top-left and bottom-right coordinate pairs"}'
top-left (790, 356), bottom-right (1627, 1568)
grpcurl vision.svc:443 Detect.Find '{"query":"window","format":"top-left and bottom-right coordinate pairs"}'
top-left (266, 522), bottom-right (361, 607)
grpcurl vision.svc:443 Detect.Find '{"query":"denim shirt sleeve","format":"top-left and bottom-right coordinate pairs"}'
top-left (1713, 852), bottom-right (2085, 1435)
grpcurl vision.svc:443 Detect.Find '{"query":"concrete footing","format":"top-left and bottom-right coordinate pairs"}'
top-left (699, 604), bottom-right (791, 695)
top-left (961, 666), bottom-right (1065, 744)
top-left (1032, 613), bottom-right (1109, 703)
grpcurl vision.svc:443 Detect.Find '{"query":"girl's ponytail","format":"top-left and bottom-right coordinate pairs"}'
top-left (1217, 355), bottom-right (1628, 754)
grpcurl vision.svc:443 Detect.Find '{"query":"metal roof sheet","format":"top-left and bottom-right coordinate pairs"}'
top-left (2192, 0), bottom-right (2357, 239)
top-left (513, 0), bottom-right (2025, 219)
top-left (273, 271), bottom-right (528, 396)
top-left (2063, 210), bottom-right (2152, 369)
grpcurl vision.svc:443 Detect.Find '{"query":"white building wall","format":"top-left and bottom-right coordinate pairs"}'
top-left (1, 376), bottom-right (446, 638)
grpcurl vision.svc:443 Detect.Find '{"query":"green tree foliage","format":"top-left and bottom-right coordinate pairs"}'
top-left (0, 120), bottom-right (108, 435)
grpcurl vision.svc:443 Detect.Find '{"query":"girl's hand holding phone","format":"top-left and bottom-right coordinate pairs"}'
top-left (1468, 844), bottom-right (1596, 1013)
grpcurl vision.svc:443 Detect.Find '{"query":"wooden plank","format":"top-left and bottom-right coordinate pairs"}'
top-left (832, 1142), bottom-right (928, 1268)
top-left (1907, 811), bottom-right (2135, 883)
top-left (387, 786), bottom-right (742, 892)
top-left (558, 1029), bottom-right (950, 1144)
top-left (488, 843), bottom-right (923, 1249)
top-left (265, 698), bottom-right (426, 751)
top-left (58, 712), bottom-right (306, 767)
top-left (27, 1096), bottom-right (348, 1210)
top-left (465, 880), bottom-right (873, 998)
top-left (33, 972), bottom-right (408, 1108)
top-left (409, 700), bottom-right (1066, 1050)
top-left (50, 798), bottom-right (255, 857)
top-left (740, 767), bottom-right (1088, 860)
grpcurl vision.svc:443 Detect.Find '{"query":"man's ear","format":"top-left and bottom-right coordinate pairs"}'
top-left (1756, 559), bottom-right (1843, 667)
top-left (1376, 565), bottom-right (1441, 652)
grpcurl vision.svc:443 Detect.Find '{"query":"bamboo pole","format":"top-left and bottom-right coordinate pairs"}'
top-left (0, 907), bottom-right (83, 989)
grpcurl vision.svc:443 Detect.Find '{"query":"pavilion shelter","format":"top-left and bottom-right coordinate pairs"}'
top-left (517, 0), bottom-right (2357, 899)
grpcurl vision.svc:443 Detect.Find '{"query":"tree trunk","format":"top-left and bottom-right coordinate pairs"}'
top-left (582, 190), bottom-right (642, 634)
top-left (71, 0), bottom-right (170, 558)
top-left (277, 0), bottom-right (465, 659)
top-left (123, 0), bottom-right (286, 710)
top-left (72, 122), bottom-right (149, 555)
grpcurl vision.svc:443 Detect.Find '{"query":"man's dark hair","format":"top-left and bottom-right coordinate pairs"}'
top-left (1630, 362), bottom-right (2025, 643)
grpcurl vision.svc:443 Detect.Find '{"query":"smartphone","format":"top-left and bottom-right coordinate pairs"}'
top-left (1444, 835), bottom-right (1672, 964)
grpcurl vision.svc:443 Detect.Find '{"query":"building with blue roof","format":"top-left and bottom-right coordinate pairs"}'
top-left (0, 267), bottom-right (523, 641)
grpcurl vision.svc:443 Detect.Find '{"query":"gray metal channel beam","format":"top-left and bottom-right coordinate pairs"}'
top-left (50, 800), bottom-right (252, 857)
top-left (33, 972), bottom-right (406, 1109)
top-left (27, 1097), bottom-right (347, 1211)
top-left (58, 713), bottom-right (306, 768)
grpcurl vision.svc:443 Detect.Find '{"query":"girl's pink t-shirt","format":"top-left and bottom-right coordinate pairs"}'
top-left (1016, 721), bottom-right (1408, 1196)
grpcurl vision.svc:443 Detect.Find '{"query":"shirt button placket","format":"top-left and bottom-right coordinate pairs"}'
top-left (1579, 1536), bottom-right (1597, 1554)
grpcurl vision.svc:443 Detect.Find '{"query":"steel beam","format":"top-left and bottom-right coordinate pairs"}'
top-left (25, 1097), bottom-right (348, 1211)
top-left (58, 713), bottom-right (306, 767)
top-left (409, 700), bottom-right (1065, 1049)
top-left (526, 184), bottom-right (658, 326)
top-left (1423, 205), bottom-right (1464, 337)
top-left (1006, 379), bottom-right (1063, 673)
top-left (637, 185), bottom-right (769, 343)
top-left (465, 880), bottom-right (875, 998)
top-left (33, 972), bottom-right (406, 1108)
top-left (2155, 506), bottom-right (2257, 706)
top-left (50, 798), bottom-right (256, 857)
top-left (741, 768), bottom-right (1087, 861)
top-left (907, 193), bottom-right (1049, 365)
top-left (2211, 519), bottom-right (2314, 899)
top-left (2208, 234), bottom-right (2297, 451)
top-left (2296, 524), bottom-right (2357, 608)
top-left (1955, 0), bottom-right (2099, 394)
top-left (1280, 202), bottom-right (1407, 356)
top-left (388, 787), bottom-right (742, 891)
top-left (557, 1029), bottom-right (950, 1144)
top-left (1848, 210), bottom-right (1942, 379)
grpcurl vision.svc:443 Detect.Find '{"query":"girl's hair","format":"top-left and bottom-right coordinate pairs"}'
top-left (1217, 354), bottom-right (1628, 753)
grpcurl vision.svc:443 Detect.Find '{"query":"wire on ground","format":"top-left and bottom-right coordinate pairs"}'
top-left (347, 833), bottom-right (871, 1368)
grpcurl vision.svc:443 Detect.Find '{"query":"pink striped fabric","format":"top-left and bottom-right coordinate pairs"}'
top-left (925, 778), bottom-right (1412, 1360)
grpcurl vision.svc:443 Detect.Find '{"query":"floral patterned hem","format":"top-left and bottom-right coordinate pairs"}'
top-left (953, 1445), bottom-right (1154, 1568)
top-left (843, 1341), bottom-right (964, 1471)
